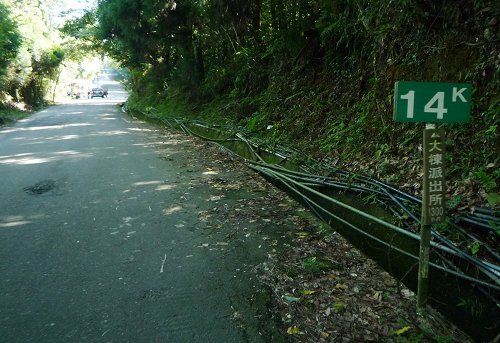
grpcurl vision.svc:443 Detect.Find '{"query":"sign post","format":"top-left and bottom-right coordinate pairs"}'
top-left (418, 125), bottom-right (445, 310)
top-left (393, 81), bottom-right (471, 312)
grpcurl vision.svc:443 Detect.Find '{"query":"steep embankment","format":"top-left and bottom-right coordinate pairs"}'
top-left (128, 2), bottom-right (499, 213)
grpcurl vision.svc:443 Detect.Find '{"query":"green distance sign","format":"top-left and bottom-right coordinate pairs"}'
top-left (394, 81), bottom-right (471, 123)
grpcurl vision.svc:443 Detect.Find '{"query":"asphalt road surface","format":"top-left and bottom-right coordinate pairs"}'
top-left (0, 73), bottom-right (283, 342)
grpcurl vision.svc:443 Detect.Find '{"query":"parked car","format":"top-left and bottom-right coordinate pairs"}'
top-left (90, 87), bottom-right (105, 98)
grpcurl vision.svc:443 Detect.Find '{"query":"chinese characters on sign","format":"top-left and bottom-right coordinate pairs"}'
top-left (422, 128), bottom-right (446, 225)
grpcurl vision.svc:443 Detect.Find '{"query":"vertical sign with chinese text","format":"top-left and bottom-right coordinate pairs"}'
top-left (422, 128), bottom-right (446, 225)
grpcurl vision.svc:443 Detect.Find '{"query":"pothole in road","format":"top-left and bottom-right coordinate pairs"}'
top-left (24, 179), bottom-right (57, 195)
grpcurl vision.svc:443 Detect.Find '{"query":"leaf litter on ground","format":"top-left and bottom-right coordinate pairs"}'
top-left (146, 127), bottom-right (474, 343)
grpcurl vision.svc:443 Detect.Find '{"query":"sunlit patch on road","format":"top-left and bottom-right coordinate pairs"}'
top-left (0, 150), bottom-right (93, 165)
top-left (0, 221), bottom-right (31, 228)
top-left (163, 205), bottom-right (182, 215)
top-left (0, 123), bottom-right (94, 134)
top-left (155, 184), bottom-right (176, 191)
top-left (49, 135), bottom-right (80, 141)
top-left (88, 130), bottom-right (128, 137)
top-left (203, 169), bottom-right (219, 175)
top-left (132, 180), bottom-right (163, 186)
top-left (0, 216), bottom-right (32, 228)
top-left (127, 128), bottom-right (157, 132)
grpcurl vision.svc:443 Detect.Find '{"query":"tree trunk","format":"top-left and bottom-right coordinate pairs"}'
top-left (270, 0), bottom-right (284, 32)
top-left (52, 69), bottom-right (61, 102)
top-left (251, 0), bottom-right (262, 47)
top-left (193, 40), bottom-right (205, 83)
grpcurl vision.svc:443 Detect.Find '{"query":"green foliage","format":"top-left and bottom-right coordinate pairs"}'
top-left (474, 169), bottom-right (498, 192)
top-left (60, 10), bottom-right (98, 42)
top-left (374, 143), bottom-right (390, 160)
top-left (447, 196), bottom-right (462, 211)
top-left (316, 222), bottom-right (329, 235)
top-left (396, 332), bottom-right (423, 343)
top-left (470, 241), bottom-right (480, 255)
top-left (0, 104), bottom-right (29, 125)
top-left (332, 302), bottom-right (346, 312)
top-left (0, 1), bottom-right (21, 87)
top-left (36, 47), bottom-right (65, 78)
top-left (457, 297), bottom-right (483, 318)
top-left (18, 46), bottom-right (65, 107)
top-left (0, 0), bottom-right (75, 107)
top-left (246, 115), bottom-right (259, 132)
top-left (487, 193), bottom-right (500, 207)
top-left (487, 219), bottom-right (500, 236)
top-left (302, 257), bottom-right (334, 274)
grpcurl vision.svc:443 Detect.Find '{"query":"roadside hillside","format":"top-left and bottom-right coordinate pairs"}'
top-left (122, 1), bottom-right (499, 212)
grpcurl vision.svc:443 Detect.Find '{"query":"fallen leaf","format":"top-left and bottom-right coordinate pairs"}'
top-left (208, 195), bottom-right (224, 201)
top-left (372, 291), bottom-right (382, 302)
top-left (301, 290), bottom-right (316, 295)
top-left (401, 289), bottom-right (414, 298)
top-left (287, 326), bottom-right (300, 335)
top-left (394, 326), bottom-right (412, 335)
top-left (332, 302), bottom-right (346, 311)
top-left (326, 273), bottom-right (338, 280)
top-left (295, 231), bottom-right (309, 239)
top-left (210, 224), bottom-right (223, 229)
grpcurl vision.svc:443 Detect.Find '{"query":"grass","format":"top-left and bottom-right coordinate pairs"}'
top-left (0, 106), bottom-right (30, 126)
top-left (302, 256), bottom-right (336, 274)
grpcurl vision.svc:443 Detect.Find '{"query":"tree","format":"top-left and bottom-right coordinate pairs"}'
top-left (0, 1), bottom-right (22, 94)
top-left (1, 0), bottom-right (69, 107)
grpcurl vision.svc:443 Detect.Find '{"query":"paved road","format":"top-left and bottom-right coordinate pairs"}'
top-left (0, 74), bottom-right (283, 342)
